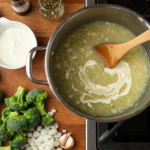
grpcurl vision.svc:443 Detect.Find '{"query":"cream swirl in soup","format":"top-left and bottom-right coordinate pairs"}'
top-left (79, 60), bottom-right (131, 107)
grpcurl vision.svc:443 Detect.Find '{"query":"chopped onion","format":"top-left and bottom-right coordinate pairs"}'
top-left (62, 129), bottom-right (66, 133)
top-left (27, 133), bottom-right (32, 138)
top-left (37, 126), bottom-right (42, 132)
top-left (25, 123), bottom-right (62, 150)
top-left (48, 109), bottom-right (57, 116)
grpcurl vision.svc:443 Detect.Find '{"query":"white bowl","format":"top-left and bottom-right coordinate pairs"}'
top-left (0, 17), bottom-right (37, 69)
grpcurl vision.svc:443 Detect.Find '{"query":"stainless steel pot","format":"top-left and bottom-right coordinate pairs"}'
top-left (26, 4), bottom-right (150, 122)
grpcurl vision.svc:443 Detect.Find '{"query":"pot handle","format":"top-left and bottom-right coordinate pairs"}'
top-left (26, 46), bottom-right (49, 86)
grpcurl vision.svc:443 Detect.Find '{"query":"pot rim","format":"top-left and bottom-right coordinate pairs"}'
top-left (45, 4), bottom-right (150, 122)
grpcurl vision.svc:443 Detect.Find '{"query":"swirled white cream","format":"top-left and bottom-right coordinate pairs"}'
top-left (0, 28), bottom-right (35, 68)
top-left (78, 60), bottom-right (131, 107)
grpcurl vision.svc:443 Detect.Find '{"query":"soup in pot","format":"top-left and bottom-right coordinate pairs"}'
top-left (54, 21), bottom-right (150, 117)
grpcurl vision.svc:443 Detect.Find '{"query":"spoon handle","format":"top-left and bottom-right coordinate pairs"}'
top-left (121, 29), bottom-right (150, 51)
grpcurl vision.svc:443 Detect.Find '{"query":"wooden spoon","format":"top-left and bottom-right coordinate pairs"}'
top-left (95, 29), bottom-right (150, 68)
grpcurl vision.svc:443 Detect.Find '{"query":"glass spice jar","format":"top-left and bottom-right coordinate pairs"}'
top-left (9, 0), bottom-right (31, 15)
top-left (38, 0), bottom-right (64, 20)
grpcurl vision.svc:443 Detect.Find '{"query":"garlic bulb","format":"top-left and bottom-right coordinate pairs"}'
top-left (59, 133), bottom-right (74, 149)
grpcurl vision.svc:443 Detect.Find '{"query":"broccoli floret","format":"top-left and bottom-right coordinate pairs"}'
top-left (23, 107), bottom-right (41, 131)
top-left (0, 145), bottom-right (11, 150)
top-left (0, 91), bottom-right (3, 103)
top-left (26, 89), bottom-right (48, 116)
top-left (10, 133), bottom-right (26, 148)
top-left (7, 112), bottom-right (27, 133)
top-left (0, 119), bottom-right (14, 142)
top-left (1, 107), bottom-right (12, 122)
top-left (12, 148), bottom-right (20, 150)
top-left (4, 86), bottom-right (29, 111)
top-left (42, 114), bottom-right (55, 126)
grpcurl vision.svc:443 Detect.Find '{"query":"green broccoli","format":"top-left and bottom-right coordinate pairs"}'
top-left (10, 133), bottom-right (26, 148)
top-left (4, 86), bottom-right (29, 111)
top-left (23, 107), bottom-right (41, 131)
top-left (0, 119), bottom-right (14, 142)
top-left (0, 145), bottom-right (11, 150)
top-left (7, 111), bottom-right (27, 133)
top-left (12, 148), bottom-right (20, 150)
top-left (26, 89), bottom-right (48, 116)
top-left (1, 107), bottom-right (12, 122)
top-left (0, 91), bottom-right (3, 103)
top-left (42, 114), bottom-right (55, 126)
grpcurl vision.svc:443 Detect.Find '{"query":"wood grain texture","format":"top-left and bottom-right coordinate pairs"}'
top-left (0, 0), bottom-right (85, 149)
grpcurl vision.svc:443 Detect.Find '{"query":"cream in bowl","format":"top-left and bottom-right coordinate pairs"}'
top-left (0, 17), bottom-right (37, 69)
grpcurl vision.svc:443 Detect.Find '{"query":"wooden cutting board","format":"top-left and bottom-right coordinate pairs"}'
top-left (0, 0), bottom-right (85, 149)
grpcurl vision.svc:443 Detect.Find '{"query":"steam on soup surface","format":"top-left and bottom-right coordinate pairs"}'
top-left (54, 21), bottom-right (150, 117)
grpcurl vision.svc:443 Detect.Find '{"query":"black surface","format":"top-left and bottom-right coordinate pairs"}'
top-left (95, 0), bottom-right (150, 20)
top-left (96, 107), bottom-right (150, 150)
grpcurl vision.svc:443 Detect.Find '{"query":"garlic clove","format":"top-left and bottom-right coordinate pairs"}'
top-left (59, 133), bottom-right (69, 146)
top-left (64, 136), bottom-right (74, 149)
top-left (59, 133), bottom-right (75, 149)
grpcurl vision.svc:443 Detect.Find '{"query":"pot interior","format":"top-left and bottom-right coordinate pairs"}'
top-left (46, 5), bottom-right (150, 122)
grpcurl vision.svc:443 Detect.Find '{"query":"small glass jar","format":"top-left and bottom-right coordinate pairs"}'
top-left (38, 0), bottom-right (64, 20)
top-left (9, 0), bottom-right (30, 15)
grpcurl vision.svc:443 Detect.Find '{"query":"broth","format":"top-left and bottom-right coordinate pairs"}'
top-left (54, 21), bottom-right (150, 117)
